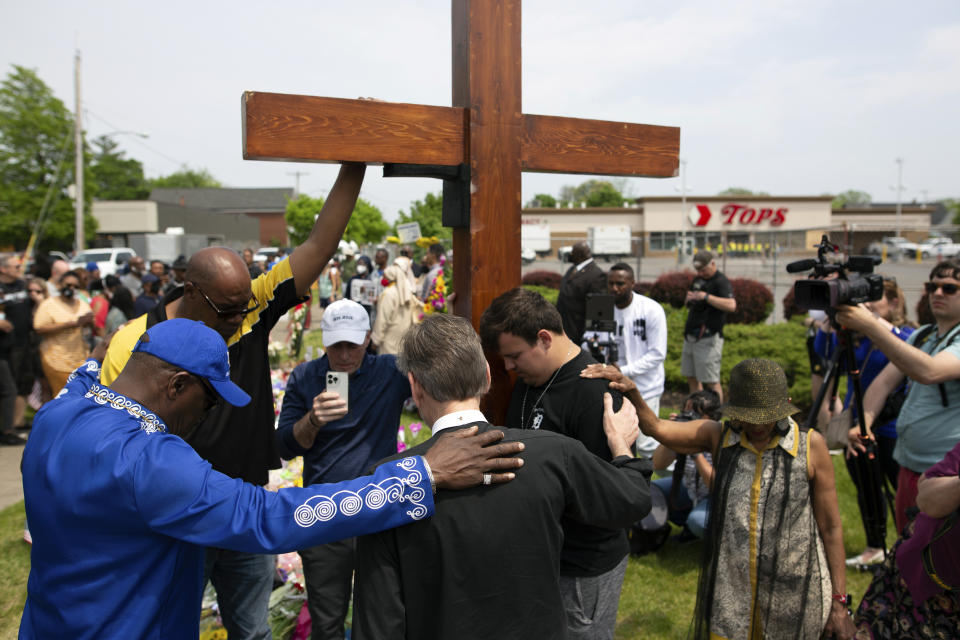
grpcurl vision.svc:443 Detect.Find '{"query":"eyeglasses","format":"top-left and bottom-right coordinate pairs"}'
top-left (189, 373), bottom-right (221, 413)
top-left (924, 282), bottom-right (960, 296)
top-left (189, 282), bottom-right (259, 319)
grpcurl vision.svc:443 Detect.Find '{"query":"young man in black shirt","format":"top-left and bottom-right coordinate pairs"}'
top-left (479, 287), bottom-right (636, 639)
top-left (354, 314), bottom-right (651, 640)
top-left (682, 250), bottom-right (736, 402)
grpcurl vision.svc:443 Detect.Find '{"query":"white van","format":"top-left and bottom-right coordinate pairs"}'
top-left (69, 248), bottom-right (137, 276)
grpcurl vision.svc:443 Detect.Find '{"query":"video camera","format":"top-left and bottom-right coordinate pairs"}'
top-left (787, 235), bottom-right (883, 311)
top-left (583, 293), bottom-right (619, 364)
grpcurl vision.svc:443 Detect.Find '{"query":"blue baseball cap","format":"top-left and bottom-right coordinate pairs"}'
top-left (141, 273), bottom-right (159, 283)
top-left (85, 261), bottom-right (99, 272)
top-left (132, 318), bottom-right (251, 407)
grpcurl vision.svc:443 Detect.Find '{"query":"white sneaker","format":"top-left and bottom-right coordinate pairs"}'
top-left (845, 548), bottom-right (883, 567)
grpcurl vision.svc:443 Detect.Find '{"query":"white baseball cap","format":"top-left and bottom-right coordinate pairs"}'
top-left (321, 299), bottom-right (370, 347)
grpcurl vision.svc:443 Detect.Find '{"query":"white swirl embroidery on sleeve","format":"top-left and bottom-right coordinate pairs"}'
top-left (293, 458), bottom-right (428, 528)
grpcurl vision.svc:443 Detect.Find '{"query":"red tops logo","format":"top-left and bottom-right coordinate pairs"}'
top-left (691, 203), bottom-right (787, 227)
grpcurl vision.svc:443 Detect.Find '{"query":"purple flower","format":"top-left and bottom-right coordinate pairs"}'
top-left (397, 441), bottom-right (407, 453)
top-left (409, 422), bottom-right (422, 435)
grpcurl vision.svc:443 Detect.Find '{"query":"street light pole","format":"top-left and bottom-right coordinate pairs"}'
top-left (74, 49), bottom-right (84, 254)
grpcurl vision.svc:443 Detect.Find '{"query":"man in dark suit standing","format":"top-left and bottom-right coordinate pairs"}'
top-left (557, 241), bottom-right (607, 344)
top-left (353, 314), bottom-right (651, 640)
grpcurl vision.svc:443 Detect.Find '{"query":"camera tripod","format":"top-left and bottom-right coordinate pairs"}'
top-left (806, 319), bottom-right (894, 558)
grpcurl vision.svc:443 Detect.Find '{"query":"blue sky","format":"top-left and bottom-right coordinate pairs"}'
top-left (2, 0), bottom-right (957, 220)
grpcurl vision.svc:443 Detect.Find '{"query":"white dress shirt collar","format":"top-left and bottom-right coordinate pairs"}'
top-left (575, 257), bottom-right (594, 271)
top-left (431, 409), bottom-right (488, 435)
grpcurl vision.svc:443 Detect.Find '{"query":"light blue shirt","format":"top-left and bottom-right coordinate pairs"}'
top-left (894, 324), bottom-right (960, 473)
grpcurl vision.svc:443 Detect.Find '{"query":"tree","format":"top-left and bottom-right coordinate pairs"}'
top-left (558, 179), bottom-right (625, 207)
top-left (946, 199), bottom-right (960, 226)
top-left (718, 187), bottom-right (770, 197)
top-left (149, 168), bottom-right (221, 189)
top-left (526, 193), bottom-right (557, 207)
top-left (0, 65), bottom-right (96, 251)
top-left (286, 195), bottom-right (390, 247)
top-left (89, 135), bottom-right (149, 200)
top-left (831, 189), bottom-right (872, 209)
top-left (285, 194), bottom-right (324, 246)
top-left (344, 198), bottom-right (389, 245)
top-left (394, 192), bottom-right (450, 240)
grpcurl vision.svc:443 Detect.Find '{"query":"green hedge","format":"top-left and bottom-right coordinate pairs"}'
top-left (523, 284), bottom-right (559, 305)
top-left (663, 305), bottom-right (811, 411)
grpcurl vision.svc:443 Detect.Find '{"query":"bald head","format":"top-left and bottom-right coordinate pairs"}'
top-left (571, 241), bottom-right (592, 264)
top-left (50, 259), bottom-right (69, 284)
top-left (185, 248), bottom-right (249, 291)
top-left (180, 248), bottom-right (254, 340)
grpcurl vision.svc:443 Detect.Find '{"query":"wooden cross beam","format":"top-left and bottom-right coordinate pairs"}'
top-left (242, 0), bottom-right (679, 420)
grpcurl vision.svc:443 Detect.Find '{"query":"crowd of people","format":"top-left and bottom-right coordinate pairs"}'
top-left (0, 252), bottom-right (186, 446)
top-left (9, 166), bottom-right (960, 639)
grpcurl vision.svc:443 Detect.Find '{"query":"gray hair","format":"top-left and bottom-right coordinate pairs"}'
top-left (397, 314), bottom-right (489, 402)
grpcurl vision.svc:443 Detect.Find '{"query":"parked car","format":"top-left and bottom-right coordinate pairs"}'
top-left (905, 237), bottom-right (960, 259)
top-left (865, 236), bottom-right (912, 258)
top-left (68, 247), bottom-right (137, 276)
top-left (521, 247), bottom-right (536, 265)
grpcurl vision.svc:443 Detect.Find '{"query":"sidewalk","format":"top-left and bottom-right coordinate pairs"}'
top-left (0, 442), bottom-right (25, 510)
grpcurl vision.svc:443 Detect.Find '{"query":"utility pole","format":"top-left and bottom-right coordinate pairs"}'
top-left (678, 158), bottom-right (688, 265)
top-left (894, 157), bottom-right (904, 242)
top-left (287, 171), bottom-right (309, 198)
top-left (74, 49), bottom-right (84, 254)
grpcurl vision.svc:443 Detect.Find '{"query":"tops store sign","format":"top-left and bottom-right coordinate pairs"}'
top-left (690, 203), bottom-right (787, 227)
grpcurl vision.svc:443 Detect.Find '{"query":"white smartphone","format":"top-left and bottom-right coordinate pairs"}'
top-left (326, 371), bottom-right (349, 411)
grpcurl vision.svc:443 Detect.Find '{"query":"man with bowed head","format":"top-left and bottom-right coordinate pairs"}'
top-left (276, 298), bottom-right (412, 640)
top-left (353, 314), bottom-right (651, 640)
top-left (100, 164), bottom-right (377, 638)
top-left (20, 319), bottom-right (524, 638)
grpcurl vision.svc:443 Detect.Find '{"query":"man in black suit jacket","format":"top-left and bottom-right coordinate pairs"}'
top-left (557, 241), bottom-right (607, 344)
top-left (352, 314), bottom-right (651, 640)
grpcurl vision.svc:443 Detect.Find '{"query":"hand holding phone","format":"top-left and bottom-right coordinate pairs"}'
top-left (325, 371), bottom-right (349, 412)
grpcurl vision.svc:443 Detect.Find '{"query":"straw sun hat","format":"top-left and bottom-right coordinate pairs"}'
top-left (720, 358), bottom-right (800, 424)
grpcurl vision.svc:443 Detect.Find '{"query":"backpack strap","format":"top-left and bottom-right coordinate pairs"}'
top-left (913, 323), bottom-right (960, 407)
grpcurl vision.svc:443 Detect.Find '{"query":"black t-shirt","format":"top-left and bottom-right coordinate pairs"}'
top-left (138, 266), bottom-right (303, 485)
top-left (505, 348), bottom-right (630, 576)
top-left (684, 270), bottom-right (733, 337)
top-left (0, 279), bottom-right (31, 356)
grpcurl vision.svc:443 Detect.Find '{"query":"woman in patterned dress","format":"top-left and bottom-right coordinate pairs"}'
top-left (583, 358), bottom-right (858, 639)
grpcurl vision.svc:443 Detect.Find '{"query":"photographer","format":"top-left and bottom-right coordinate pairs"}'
top-left (650, 390), bottom-right (719, 540)
top-left (681, 251), bottom-right (736, 402)
top-left (814, 277), bottom-right (914, 567)
top-left (836, 258), bottom-right (960, 534)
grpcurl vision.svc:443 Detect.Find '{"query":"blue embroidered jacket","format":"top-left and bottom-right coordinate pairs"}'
top-left (20, 360), bottom-right (433, 639)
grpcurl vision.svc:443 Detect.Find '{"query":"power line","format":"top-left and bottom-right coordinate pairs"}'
top-left (82, 106), bottom-right (187, 169)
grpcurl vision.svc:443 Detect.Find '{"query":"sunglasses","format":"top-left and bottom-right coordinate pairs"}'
top-left (189, 373), bottom-right (221, 413)
top-left (189, 282), bottom-right (260, 319)
top-left (924, 282), bottom-right (960, 296)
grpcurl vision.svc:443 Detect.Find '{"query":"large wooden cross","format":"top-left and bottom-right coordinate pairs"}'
top-left (243, 0), bottom-right (680, 420)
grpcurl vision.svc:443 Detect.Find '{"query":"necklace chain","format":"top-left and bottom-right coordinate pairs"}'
top-left (521, 344), bottom-right (576, 429)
